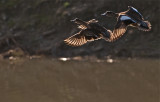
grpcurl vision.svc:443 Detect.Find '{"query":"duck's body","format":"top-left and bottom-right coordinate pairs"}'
top-left (64, 18), bottom-right (112, 46)
top-left (102, 6), bottom-right (151, 41)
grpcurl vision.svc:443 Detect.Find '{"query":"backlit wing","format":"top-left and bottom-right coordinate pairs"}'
top-left (110, 15), bottom-right (135, 41)
top-left (71, 18), bottom-right (89, 30)
top-left (64, 29), bottom-right (102, 46)
top-left (126, 6), bottom-right (144, 20)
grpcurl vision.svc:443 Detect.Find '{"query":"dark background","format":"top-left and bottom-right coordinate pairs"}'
top-left (0, 0), bottom-right (159, 58)
top-left (0, 1), bottom-right (159, 102)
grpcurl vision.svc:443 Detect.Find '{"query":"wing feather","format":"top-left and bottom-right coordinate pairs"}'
top-left (64, 29), bottom-right (102, 46)
top-left (109, 15), bottom-right (133, 41)
top-left (126, 6), bottom-right (144, 21)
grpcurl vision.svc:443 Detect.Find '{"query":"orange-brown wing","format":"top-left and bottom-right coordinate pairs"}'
top-left (110, 23), bottom-right (127, 41)
top-left (64, 30), bottom-right (101, 47)
top-left (110, 15), bottom-right (135, 41)
top-left (64, 33), bottom-right (87, 46)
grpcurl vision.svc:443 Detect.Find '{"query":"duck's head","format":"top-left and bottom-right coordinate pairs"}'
top-left (101, 11), bottom-right (117, 17)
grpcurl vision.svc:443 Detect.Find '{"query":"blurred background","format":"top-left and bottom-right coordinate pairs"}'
top-left (0, 0), bottom-right (159, 102)
top-left (0, 0), bottom-right (159, 58)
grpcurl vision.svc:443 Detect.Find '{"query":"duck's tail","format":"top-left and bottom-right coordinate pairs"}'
top-left (138, 21), bottom-right (151, 31)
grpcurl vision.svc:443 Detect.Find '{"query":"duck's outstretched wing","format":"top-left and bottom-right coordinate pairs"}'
top-left (71, 18), bottom-right (99, 30)
top-left (64, 32), bottom-right (87, 46)
top-left (64, 29), bottom-right (102, 47)
top-left (126, 6), bottom-right (144, 21)
top-left (110, 15), bottom-right (135, 41)
top-left (71, 18), bottom-right (89, 30)
top-left (87, 19), bottom-right (98, 23)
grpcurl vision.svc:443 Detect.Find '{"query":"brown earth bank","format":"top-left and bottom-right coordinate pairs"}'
top-left (0, 0), bottom-right (159, 59)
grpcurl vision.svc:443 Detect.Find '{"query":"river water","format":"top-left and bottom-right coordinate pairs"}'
top-left (0, 58), bottom-right (159, 102)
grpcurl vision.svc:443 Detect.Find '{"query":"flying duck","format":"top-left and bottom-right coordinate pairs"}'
top-left (64, 18), bottom-right (112, 46)
top-left (101, 6), bottom-right (151, 41)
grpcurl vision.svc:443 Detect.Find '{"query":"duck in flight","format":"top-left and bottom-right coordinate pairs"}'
top-left (64, 18), bottom-right (112, 46)
top-left (64, 6), bottom-right (151, 46)
top-left (101, 6), bottom-right (151, 41)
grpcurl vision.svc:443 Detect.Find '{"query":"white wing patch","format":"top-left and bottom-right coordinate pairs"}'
top-left (120, 15), bottom-right (132, 20)
top-left (132, 7), bottom-right (138, 12)
top-left (131, 7), bottom-right (143, 17)
top-left (120, 15), bottom-right (136, 22)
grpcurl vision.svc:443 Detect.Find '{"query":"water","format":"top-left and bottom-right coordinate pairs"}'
top-left (0, 58), bottom-right (159, 102)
